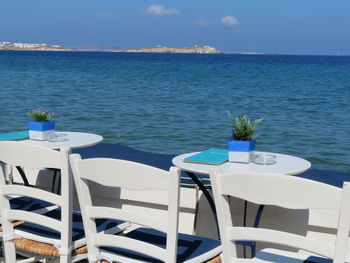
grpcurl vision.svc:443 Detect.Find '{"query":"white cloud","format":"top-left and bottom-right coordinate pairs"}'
top-left (221, 16), bottom-right (239, 27)
top-left (194, 16), bottom-right (239, 27)
top-left (147, 4), bottom-right (179, 16)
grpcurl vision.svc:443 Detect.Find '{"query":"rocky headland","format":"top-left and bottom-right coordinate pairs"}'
top-left (114, 45), bottom-right (222, 54)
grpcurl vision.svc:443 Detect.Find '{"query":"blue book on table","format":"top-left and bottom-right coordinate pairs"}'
top-left (0, 131), bottom-right (29, 141)
top-left (184, 148), bottom-right (228, 165)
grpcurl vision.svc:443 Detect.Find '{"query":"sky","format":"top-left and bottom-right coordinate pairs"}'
top-left (1, 0), bottom-right (350, 55)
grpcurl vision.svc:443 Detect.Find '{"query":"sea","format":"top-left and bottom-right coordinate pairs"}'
top-left (0, 51), bottom-right (349, 173)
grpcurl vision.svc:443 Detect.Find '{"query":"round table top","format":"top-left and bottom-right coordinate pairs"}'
top-left (172, 151), bottom-right (311, 175)
top-left (23, 131), bottom-right (103, 149)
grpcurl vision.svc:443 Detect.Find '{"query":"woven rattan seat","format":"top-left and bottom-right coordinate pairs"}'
top-left (14, 238), bottom-right (88, 258)
top-left (9, 210), bottom-right (128, 261)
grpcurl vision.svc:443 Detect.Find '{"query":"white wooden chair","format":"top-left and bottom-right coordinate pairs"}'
top-left (210, 169), bottom-right (350, 263)
top-left (0, 142), bottom-right (61, 235)
top-left (0, 141), bottom-right (128, 263)
top-left (70, 154), bottom-right (222, 263)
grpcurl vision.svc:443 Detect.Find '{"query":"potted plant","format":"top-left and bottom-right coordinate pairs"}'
top-left (227, 112), bottom-right (262, 163)
top-left (27, 108), bottom-right (55, 140)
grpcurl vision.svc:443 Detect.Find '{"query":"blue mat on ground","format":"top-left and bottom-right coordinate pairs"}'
top-left (73, 143), bottom-right (175, 171)
top-left (73, 143), bottom-right (209, 188)
top-left (294, 168), bottom-right (350, 188)
top-left (73, 143), bottom-right (350, 189)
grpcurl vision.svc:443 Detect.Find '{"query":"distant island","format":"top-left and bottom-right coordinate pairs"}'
top-left (114, 45), bottom-right (222, 54)
top-left (0, 41), bottom-right (71, 51)
top-left (0, 41), bottom-right (270, 55)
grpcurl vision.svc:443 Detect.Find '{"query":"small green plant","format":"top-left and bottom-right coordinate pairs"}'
top-left (228, 112), bottom-right (263, 141)
top-left (27, 108), bottom-right (54, 122)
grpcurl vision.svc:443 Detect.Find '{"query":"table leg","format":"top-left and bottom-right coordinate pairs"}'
top-left (52, 171), bottom-right (57, 192)
top-left (241, 203), bottom-right (265, 258)
top-left (16, 166), bottom-right (30, 186)
top-left (243, 200), bottom-right (248, 257)
top-left (51, 169), bottom-right (61, 194)
top-left (185, 172), bottom-right (220, 239)
top-left (57, 171), bottom-right (61, 195)
top-left (15, 166), bottom-right (61, 195)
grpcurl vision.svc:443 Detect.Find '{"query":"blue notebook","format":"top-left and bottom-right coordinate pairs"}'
top-left (184, 149), bottom-right (228, 165)
top-left (0, 131), bottom-right (29, 141)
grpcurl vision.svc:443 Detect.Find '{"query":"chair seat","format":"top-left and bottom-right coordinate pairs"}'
top-left (0, 197), bottom-right (57, 232)
top-left (100, 227), bottom-right (222, 263)
top-left (14, 209), bottom-right (128, 255)
top-left (253, 248), bottom-right (331, 263)
top-left (13, 237), bottom-right (88, 258)
top-left (10, 196), bottom-right (55, 212)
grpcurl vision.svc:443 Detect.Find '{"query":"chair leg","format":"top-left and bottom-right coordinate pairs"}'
top-left (192, 185), bottom-right (200, 235)
top-left (3, 240), bottom-right (16, 263)
top-left (59, 254), bottom-right (71, 263)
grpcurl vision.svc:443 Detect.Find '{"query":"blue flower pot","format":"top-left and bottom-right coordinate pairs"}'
top-left (28, 120), bottom-right (55, 140)
top-left (227, 139), bottom-right (256, 163)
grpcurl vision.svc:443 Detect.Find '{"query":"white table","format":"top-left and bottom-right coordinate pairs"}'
top-left (19, 131), bottom-right (103, 188)
top-left (172, 150), bottom-right (311, 239)
top-left (23, 131), bottom-right (103, 150)
top-left (172, 151), bottom-right (311, 176)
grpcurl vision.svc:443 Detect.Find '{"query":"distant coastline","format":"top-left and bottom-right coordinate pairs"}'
top-left (0, 41), bottom-right (275, 55)
top-left (0, 41), bottom-right (222, 54)
top-left (114, 45), bottom-right (222, 54)
top-left (0, 41), bottom-right (71, 51)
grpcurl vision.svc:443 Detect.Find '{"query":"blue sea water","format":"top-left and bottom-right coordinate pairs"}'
top-left (0, 51), bottom-right (349, 173)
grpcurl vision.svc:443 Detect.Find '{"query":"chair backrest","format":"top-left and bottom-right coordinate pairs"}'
top-left (69, 153), bottom-right (181, 263)
top-left (210, 169), bottom-right (350, 263)
top-left (0, 141), bottom-right (72, 254)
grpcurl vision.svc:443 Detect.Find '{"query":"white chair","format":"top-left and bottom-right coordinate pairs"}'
top-left (0, 141), bottom-right (128, 263)
top-left (70, 154), bottom-right (222, 263)
top-left (210, 169), bottom-right (350, 263)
